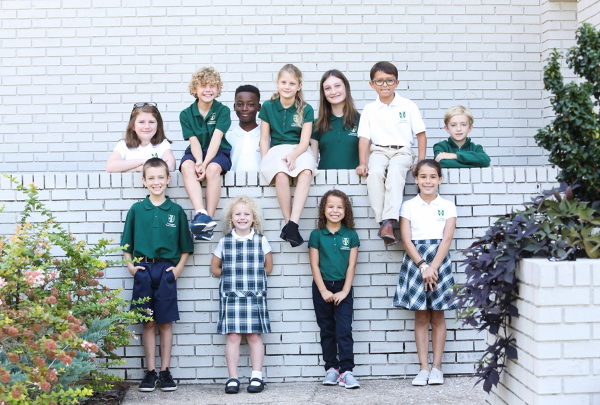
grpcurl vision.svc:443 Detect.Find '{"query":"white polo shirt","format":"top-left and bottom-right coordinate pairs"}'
top-left (225, 123), bottom-right (262, 172)
top-left (213, 229), bottom-right (272, 258)
top-left (400, 195), bottom-right (456, 240)
top-left (112, 139), bottom-right (172, 161)
top-left (357, 93), bottom-right (426, 147)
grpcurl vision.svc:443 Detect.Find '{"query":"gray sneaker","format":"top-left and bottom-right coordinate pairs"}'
top-left (322, 368), bottom-right (339, 385)
top-left (428, 368), bottom-right (444, 385)
top-left (338, 371), bottom-right (360, 389)
top-left (412, 369), bottom-right (430, 386)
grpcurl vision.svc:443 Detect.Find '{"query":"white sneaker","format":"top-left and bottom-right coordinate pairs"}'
top-left (428, 368), bottom-right (444, 385)
top-left (412, 369), bottom-right (430, 386)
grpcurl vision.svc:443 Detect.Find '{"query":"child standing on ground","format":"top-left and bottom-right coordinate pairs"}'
top-left (210, 195), bottom-right (273, 394)
top-left (356, 61), bottom-right (427, 247)
top-left (121, 157), bottom-right (194, 392)
top-left (106, 103), bottom-right (175, 172)
top-left (259, 64), bottom-right (317, 247)
top-left (179, 67), bottom-right (232, 241)
top-left (393, 159), bottom-right (457, 387)
top-left (309, 190), bottom-right (360, 389)
top-left (311, 70), bottom-right (360, 170)
top-left (433, 105), bottom-right (491, 168)
top-left (226, 85), bottom-right (262, 172)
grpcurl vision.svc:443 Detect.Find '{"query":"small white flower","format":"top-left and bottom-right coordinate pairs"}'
top-left (0, 277), bottom-right (6, 289)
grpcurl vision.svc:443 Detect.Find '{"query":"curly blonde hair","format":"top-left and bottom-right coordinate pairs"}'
top-left (188, 67), bottom-right (223, 99)
top-left (222, 195), bottom-right (264, 234)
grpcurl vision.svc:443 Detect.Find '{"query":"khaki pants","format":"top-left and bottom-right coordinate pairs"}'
top-left (366, 145), bottom-right (415, 223)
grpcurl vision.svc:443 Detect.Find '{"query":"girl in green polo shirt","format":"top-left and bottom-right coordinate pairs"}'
top-left (311, 70), bottom-right (360, 170)
top-left (259, 64), bottom-right (317, 247)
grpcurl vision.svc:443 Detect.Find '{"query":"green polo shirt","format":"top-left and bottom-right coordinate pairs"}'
top-left (258, 98), bottom-right (314, 147)
top-left (433, 137), bottom-right (491, 168)
top-left (121, 196), bottom-right (194, 264)
top-left (180, 99), bottom-right (232, 151)
top-left (308, 224), bottom-right (360, 281)
top-left (312, 114), bottom-right (360, 170)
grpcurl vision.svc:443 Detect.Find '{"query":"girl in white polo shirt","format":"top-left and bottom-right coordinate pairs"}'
top-left (393, 159), bottom-right (457, 387)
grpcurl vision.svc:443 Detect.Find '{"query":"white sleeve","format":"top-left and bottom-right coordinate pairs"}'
top-left (446, 201), bottom-right (457, 219)
top-left (410, 101), bottom-right (426, 135)
top-left (357, 105), bottom-right (371, 140)
top-left (261, 236), bottom-right (272, 255)
top-left (113, 140), bottom-right (128, 159)
top-left (400, 199), bottom-right (411, 220)
top-left (157, 139), bottom-right (172, 159)
top-left (212, 238), bottom-right (224, 258)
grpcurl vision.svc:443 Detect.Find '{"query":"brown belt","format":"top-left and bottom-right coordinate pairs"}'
top-left (374, 144), bottom-right (404, 150)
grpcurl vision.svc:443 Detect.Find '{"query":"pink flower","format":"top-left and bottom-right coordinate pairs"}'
top-left (0, 277), bottom-right (6, 289)
top-left (23, 270), bottom-right (45, 288)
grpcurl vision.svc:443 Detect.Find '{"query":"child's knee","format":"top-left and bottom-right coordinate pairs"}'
top-left (143, 320), bottom-right (156, 330)
top-left (227, 333), bottom-right (243, 344)
top-left (415, 310), bottom-right (431, 326)
top-left (430, 311), bottom-right (446, 326)
top-left (275, 172), bottom-right (289, 183)
top-left (246, 333), bottom-right (262, 344)
top-left (206, 163), bottom-right (222, 179)
top-left (181, 160), bottom-right (196, 175)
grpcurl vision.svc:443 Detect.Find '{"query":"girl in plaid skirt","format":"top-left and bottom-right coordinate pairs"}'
top-left (211, 195), bottom-right (273, 394)
top-left (393, 159), bottom-right (457, 387)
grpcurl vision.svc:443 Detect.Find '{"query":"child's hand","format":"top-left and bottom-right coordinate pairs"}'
top-left (435, 152), bottom-right (456, 162)
top-left (195, 162), bottom-right (206, 181)
top-left (166, 266), bottom-right (181, 280)
top-left (332, 290), bottom-right (349, 306)
top-left (320, 289), bottom-right (334, 303)
top-left (282, 154), bottom-right (296, 171)
top-left (127, 263), bottom-right (145, 276)
top-left (422, 266), bottom-right (438, 291)
top-left (356, 163), bottom-right (368, 177)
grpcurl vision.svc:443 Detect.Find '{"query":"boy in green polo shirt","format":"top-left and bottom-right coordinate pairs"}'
top-left (433, 105), bottom-right (491, 168)
top-left (179, 66), bottom-right (232, 241)
top-left (122, 158), bottom-right (194, 393)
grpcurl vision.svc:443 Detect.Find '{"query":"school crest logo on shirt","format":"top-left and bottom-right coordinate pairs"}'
top-left (151, 153), bottom-right (158, 158)
top-left (399, 111), bottom-right (406, 119)
top-left (166, 215), bottom-right (176, 228)
top-left (348, 126), bottom-right (358, 136)
top-left (340, 237), bottom-right (350, 250)
top-left (291, 114), bottom-right (302, 128)
top-left (207, 113), bottom-right (217, 125)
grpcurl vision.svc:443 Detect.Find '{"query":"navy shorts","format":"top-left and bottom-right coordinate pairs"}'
top-left (131, 261), bottom-right (179, 324)
top-left (178, 148), bottom-right (232, 173)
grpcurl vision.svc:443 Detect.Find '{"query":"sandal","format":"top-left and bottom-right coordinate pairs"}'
top-left (246, 377), bottom-right (265, 393)
top-left (224, 378), bottom-right (240, 394)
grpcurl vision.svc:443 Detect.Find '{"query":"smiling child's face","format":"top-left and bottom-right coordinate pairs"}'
top-left (234, 92), bottom-right (261, 124)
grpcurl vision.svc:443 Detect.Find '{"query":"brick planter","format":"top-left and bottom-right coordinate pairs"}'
top-left (487, 259), bottom-right (600, 404)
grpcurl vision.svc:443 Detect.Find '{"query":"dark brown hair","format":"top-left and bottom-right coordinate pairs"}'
top-left (369, 61), bottom-right (398, 80)
top-left (125, 104), bottom-right (171, 149)
top-left (415, 159), bottom-right (442, 177)
top-left (317, 189), bottom-right (355, 230)
top-left (315, 70), bottom-right (360, 135)
top-left (142, 157), bottom-right (169, 178)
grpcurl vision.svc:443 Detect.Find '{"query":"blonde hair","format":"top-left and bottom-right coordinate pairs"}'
top-left (188, 67), bottom-right (223, 98)
top-left (444, 105), bottom-right (474, 127)
top-left (222, 195), bottom-right (264, 234)
top-left (272, 64), bottom-right (306, 126)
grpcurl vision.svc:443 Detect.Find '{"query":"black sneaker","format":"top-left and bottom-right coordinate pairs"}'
top-left (158, 368), bottom-right (177, 392)
top-left (284, 221), bottom-right (304, 247)
top-left (138, 369), bottom-right (158, 392)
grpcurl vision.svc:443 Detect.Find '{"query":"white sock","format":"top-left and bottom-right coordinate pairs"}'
top-left (195, 209), bottom-right (207, 215)
top-left (226, 377), bottom-right (239, 386)
top-left (250, 370), bottom-right (262, 385)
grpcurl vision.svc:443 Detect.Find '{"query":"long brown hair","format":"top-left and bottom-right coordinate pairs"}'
top-left (125, 104), bottom-right (171, 149)
top-left (317, 189), bottom-right (355, 230)
top-left (315, 70), bottom-right (359, 135)
top-left (272, 64), bottom-right (306, 126)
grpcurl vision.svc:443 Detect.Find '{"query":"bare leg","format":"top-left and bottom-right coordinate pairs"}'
top-left (274, 172), bottom-right (292, 223)
top-left (289, 170), bottom-right (312, 223)
top-left (142, 321), bottom-right (156, 370)
top-left (246, 334), bottom-right (265, 372)
top-left (204, 162), bottom-right (222, 218)
top-left (225, 333), bottom-right (243, 378)
top-left (181, 160), bottom-right (204, 212)
top-left (157, 323), bottom-right (173, 370)
top-left (430, 310), bottom-right (447, 370)
top-left (414, 310), bottom-right (431, 370)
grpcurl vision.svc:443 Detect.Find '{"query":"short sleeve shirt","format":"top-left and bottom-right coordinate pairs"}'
top-left (258, 98), bottom-right (314, 147)
top-left (308, 224), bottom-right (360, 281)
top-left (357, 93), bottom-right (426, 147)
top-left (179, 99), bottom-right (232, 150)
top-left (213, 229), bottom-right (272, 258)
top-left (312, 114), bottom-right (360, 170)
top-left (225, 123), bottom-right (262, 172)
top-left (399, 195), bottom-right (457, 240)
top-left (113, 139), bottom-right (172, 161)
top-left (121, 196), bottom-right (194, 264)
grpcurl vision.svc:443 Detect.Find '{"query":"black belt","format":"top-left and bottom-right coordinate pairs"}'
top-left (142, 257), bottom-right (168, 263)
top-left (374, 144), bottom-right (404, 150)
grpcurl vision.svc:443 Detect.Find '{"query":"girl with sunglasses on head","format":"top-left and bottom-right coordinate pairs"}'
top-left (106, 103), bottom-right (175, 172)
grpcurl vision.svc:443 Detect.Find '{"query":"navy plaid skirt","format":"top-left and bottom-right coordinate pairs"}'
top-left (393, 239), bottom-right (458, 311)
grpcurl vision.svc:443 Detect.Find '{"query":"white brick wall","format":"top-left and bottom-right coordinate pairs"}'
top-left (579, 0), bottom-right (600, 28)
top-left (0, 167), bottom-right (559, 382)
top-left (487, 259), bottom-right (600, 405)
top-left (0, 1), bottom-right (590, 172)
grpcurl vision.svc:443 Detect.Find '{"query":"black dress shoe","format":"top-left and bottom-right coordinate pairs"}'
top-left (225, 378), bottom-right (240, 394)
top-left (247, 378), bottom-right (265, 393)
top-left (283, 220), bottom-right (304, 247)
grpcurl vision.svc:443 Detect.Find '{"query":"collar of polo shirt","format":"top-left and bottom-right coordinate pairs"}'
top-left (142, 196), bottom-right (173, 211)
top-left (322, 223), bottom-right (348, 235)
top-left (231, 229), bottom-right (256, 240)
top-left (415, 194), bottom-right (443, 206)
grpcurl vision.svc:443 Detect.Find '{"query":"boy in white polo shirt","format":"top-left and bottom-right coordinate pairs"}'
top-left (356, 61), bottom-right (427, 246)
top-left (226, 85), bottom-right (262, 172)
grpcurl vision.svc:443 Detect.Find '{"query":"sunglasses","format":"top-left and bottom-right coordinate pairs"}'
top-left (133, 102), bottom-right (157, 108)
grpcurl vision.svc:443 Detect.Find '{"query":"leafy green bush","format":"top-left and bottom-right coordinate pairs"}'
top-left (0, 176), bottom-right (149, 404)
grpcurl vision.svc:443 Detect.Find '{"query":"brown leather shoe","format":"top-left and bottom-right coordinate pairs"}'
top-left (378, 219), bottom-right (399, 244)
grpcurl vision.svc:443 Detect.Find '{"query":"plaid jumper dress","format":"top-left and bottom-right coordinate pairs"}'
top-left (217, 233), bottom-right (271, 334)
top-left (393, 239), bottom-right (458, 311)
